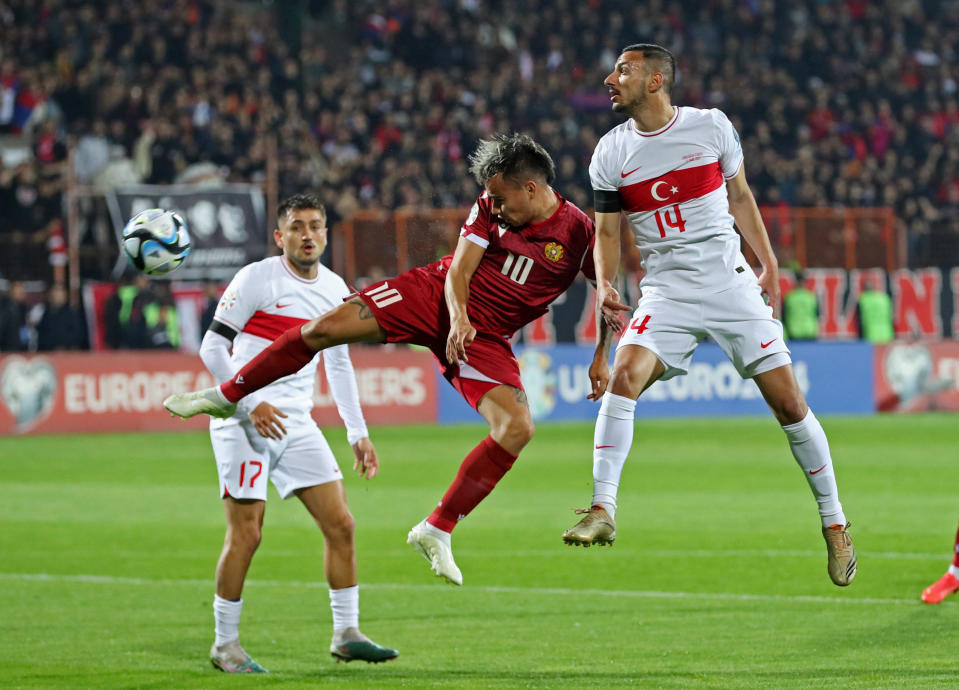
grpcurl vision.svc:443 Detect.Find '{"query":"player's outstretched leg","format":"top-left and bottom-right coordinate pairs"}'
top-left (563, 505), bottom-right (616, 547)
top-left (164, 324), bottom-right (316, 419)
top-left (330, 628), bottom-right (399, 663)
top-left (210, 640), bottom-right (268, 674)
top-left (164, 385), bottom-right (237, 419)
top-left (165, 300), bottom-right (385, 420)
top-left (407, 519), bottom-right (463, 585)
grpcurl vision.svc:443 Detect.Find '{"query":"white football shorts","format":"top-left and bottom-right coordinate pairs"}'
top-left (617, 282), bottom-right (791, 380)
top-left (210, 412), bottom-right (343, 500)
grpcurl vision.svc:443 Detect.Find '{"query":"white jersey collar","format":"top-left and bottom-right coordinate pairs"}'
top-left (629, 106), bottom-right (680, 138)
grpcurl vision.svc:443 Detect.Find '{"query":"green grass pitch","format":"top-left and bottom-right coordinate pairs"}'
top-left (1, 414), bottom-right (957, 688)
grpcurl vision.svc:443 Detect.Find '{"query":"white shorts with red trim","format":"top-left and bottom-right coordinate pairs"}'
top-left (210, 412), bottom-right (342, 500)
top-left (617, 282), bottom-right (791, 380)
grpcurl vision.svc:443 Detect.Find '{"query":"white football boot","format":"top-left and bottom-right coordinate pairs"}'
top-left (163, 386), bottom-right (237, 420)
top-left (407, 520), bottom-right (463, 585)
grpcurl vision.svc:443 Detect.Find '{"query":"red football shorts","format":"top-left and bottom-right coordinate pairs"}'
top-left (353, 266), bottom-right (524, 409)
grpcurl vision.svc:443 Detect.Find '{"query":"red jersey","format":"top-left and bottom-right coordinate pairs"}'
top-left (354, 192), bottom-right (594, 398)
top-left (442, 192), bottom-right (596, 338)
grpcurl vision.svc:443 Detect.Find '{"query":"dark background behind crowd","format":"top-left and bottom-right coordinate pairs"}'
top-left (1, 0), bottom-right (958, 350)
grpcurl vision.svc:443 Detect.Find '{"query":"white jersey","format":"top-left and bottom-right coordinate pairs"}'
top-left (209, 255), bottom-right (367, 442)
top-left (589, 106), bottom-right (752, 296)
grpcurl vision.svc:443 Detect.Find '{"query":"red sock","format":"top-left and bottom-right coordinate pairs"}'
top-left (951, 523), bottom-right (959, 568)
top-left (427, 436), bottom-right (517, 533)
top-left (219, 326), bottom-right (316, 402)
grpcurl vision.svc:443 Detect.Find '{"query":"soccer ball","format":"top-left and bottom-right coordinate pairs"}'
top-left (121, 208), bottom-right (192, 275)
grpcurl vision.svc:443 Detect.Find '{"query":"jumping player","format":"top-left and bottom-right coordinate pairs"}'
top-left (164, 134), bottom-right (599, 586)
top-left (562, 44), bottom-right (857, 587)
top-left (197, 194), bottom-right (396, 671)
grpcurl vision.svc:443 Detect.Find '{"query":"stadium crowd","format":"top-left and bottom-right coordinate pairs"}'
top-left (1, 0), bottom-right (958, 348)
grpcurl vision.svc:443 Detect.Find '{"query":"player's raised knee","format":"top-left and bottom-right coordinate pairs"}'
top-left (502, 415), bottom-right (535, 449)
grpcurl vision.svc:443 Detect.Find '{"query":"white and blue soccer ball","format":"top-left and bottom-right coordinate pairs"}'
top-left (121, 208), bottom-right (192, 275)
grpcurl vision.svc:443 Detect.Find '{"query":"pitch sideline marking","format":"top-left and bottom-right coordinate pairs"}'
top-left (0, 572), bottom-right (922, 606)
top-left (400, 547), bottom-right (947, 561)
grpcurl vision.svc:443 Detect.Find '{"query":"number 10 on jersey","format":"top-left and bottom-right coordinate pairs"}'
top-left (501, 252), bottom-right (534, 285)
top-left (654, 204), bottom-right (686, 238)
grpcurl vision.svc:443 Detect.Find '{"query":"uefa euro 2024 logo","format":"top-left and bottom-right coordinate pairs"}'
top-left (517, 349), bottom-right (556, 419)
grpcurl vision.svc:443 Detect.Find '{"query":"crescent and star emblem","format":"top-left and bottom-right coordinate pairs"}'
top-left (651, 181), bottom-right (680, 201)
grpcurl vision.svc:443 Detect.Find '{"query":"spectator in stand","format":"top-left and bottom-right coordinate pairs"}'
top-left (0, 281), bottom-right (31, 352)
top-left (4, 0), bottom-right (959, 280)
top-left (35, 281), bottom-right (88, 351)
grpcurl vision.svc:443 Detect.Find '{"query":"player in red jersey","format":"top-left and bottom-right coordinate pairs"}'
top-left (165, 133), bottom-right (598, 585)
top-left (921, 524), bottom-right (959, 603)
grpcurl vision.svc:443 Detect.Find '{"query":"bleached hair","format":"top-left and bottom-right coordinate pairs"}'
top-left (468, 132), bottom-right (556, 186)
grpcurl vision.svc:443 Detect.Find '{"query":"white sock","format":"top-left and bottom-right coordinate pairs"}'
top-left (591, 393), bottom-right (637, 520)
top-left (329, 585), bottom-right (359, 632)
top-left (213, 594), bottom-right (242, 646)
top-left (418, 519), bottom-right (451, 545)
top-left (949, 564), bottom-right (959, 579)
top-left (782, 409), bottom-right (846, 528)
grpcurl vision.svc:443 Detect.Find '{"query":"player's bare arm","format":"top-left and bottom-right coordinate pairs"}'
top-left (726, 166), bottom-right (781, 315)
top-left (444, 235), bottom-right (485, 365)
top-left (588, 313), bottom-right (617, 401)
top-left (352, 437), bottom-right (379, 479)
top-left (248, 401), bottom-right (288, 440)
top-left (593, 211), bottom-right (632, 330)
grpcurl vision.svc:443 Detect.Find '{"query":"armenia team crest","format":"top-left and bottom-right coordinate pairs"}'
top-left (544, 242), bottom-right (564, 262)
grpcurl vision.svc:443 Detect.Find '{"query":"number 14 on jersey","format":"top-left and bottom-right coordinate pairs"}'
top-left (654, 204), bottom-right (686, 237)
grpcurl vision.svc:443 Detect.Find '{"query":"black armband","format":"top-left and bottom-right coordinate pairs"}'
top-left (209, 319), bottom-right (238, 342)
top-left (593, 189), bottom-right (622, 213)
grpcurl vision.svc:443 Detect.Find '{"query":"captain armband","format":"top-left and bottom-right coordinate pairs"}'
top-left (593, 189), bottom-right (622, 213)
top-left (209, 319), bottom-right (239, 342)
